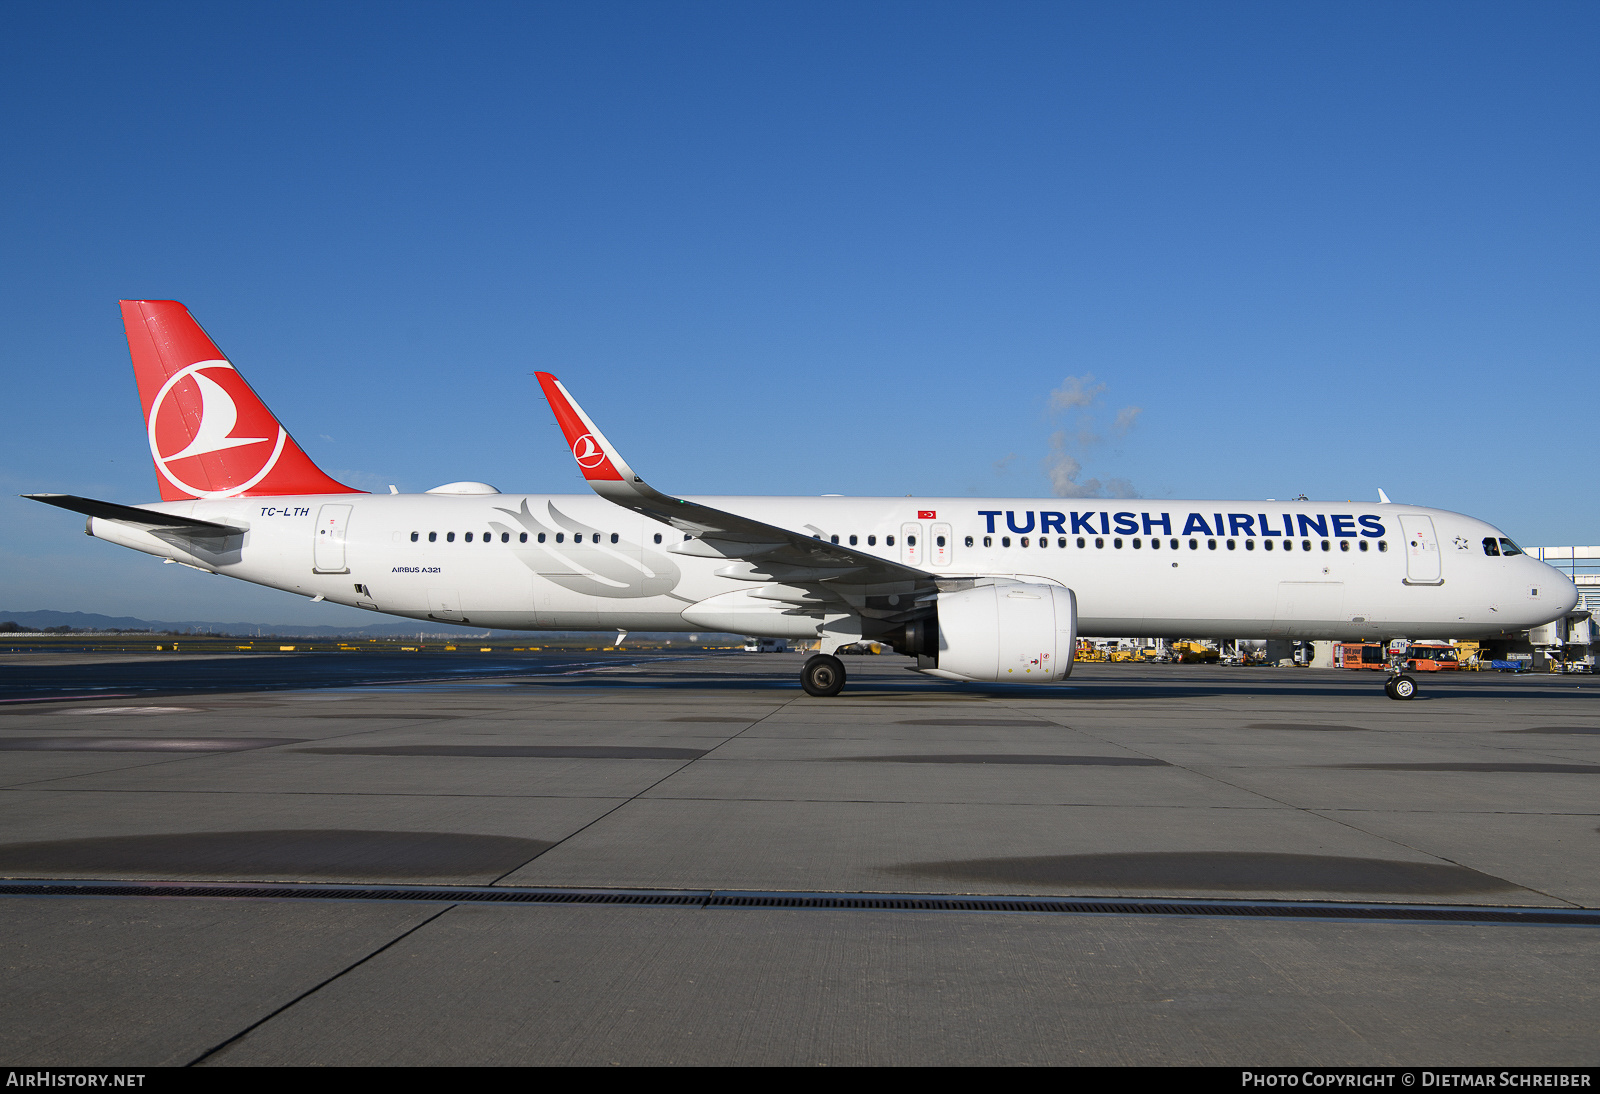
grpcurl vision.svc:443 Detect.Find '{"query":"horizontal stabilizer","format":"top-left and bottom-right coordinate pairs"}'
top-left (23, 494), bottom-right (246, 535)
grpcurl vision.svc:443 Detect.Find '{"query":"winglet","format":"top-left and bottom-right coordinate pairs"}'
top-left (535, 372), bottom-right (644, 491)
top-left (1378, 488), bottom-right (1391, 504)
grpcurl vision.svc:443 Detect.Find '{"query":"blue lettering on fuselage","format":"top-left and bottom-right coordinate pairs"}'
top-left (1006, 510), bottom-right (1035, 534)
top-left (972, 510), bottom-right (1388, 541)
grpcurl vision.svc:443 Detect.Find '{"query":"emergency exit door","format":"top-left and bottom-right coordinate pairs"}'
top-left (313, 504), bottom-right (352, 574)
top-left (901, 523), bottom-right (923, 567)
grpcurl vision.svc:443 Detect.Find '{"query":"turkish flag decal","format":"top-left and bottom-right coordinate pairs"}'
top-left (918, 510), bottom-right (936, 519)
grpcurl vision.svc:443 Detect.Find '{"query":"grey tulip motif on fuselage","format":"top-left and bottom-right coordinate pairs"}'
top-left (492, 499), bottom-right (682, 599)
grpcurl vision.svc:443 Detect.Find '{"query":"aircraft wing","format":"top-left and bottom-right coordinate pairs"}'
top-left (23, 494), bottom-right (247, 536)
top-left (534, 373), bottom-right (934, 595)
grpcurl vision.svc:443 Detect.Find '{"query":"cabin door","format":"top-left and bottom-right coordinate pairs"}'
top-left (312, 504), bottom-right (352, 574)
top-left (1399, 514), bottom-right (1443, 585)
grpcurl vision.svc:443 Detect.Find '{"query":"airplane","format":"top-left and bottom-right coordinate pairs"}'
top-left (25, 300), bottom-right (1580, 701)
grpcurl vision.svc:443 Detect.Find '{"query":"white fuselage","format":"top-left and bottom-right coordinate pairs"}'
top-left (89, 492), bottom-right (1578, 640)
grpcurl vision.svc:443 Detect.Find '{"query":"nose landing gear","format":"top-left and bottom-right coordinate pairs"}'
top-left (1382, 637), bottom-right (1417, 700)
top-left (801, 653), bottom-right (846, 697)
top-left (1385, 674), bottom-right (1417, 700)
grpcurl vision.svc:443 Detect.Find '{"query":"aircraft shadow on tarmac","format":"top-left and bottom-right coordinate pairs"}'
top-left (0, 830), bottom-right (554, 882)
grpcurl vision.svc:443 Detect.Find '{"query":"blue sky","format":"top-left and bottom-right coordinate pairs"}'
top-left (3, 1), bottom-right (1596, 624)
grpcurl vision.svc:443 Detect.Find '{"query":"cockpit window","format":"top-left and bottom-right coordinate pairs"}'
top-left (1482, 537), bottom-right (1500, 556)
top-left (1499, 538), bottom-right (1523, 556)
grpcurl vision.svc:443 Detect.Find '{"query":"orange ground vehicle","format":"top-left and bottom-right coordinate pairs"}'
top-left (1335, 643), bottom-right (1387, 670)
top-left (1337, 642), bottom-right (1460, 671)
top-left (1402, 644), bottom-right (1460, 671)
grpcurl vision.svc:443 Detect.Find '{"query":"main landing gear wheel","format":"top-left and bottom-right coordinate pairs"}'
top-left (801, 654), bottom-right (846, 697)
top-left (1385, 675), bottom-right (1417, 701)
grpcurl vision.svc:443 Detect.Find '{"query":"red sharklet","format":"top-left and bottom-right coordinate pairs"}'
top-left (121, 301), bottom-right (362, 500)
top-left (534, 372), bottom-right (624, 481)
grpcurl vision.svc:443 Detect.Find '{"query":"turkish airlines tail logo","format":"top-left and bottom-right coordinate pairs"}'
top-left (121, 301), bottom-right (362, 500)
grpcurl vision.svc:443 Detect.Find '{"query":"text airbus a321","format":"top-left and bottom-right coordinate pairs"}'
top-left (26, 301), bottom-right (1579, 700)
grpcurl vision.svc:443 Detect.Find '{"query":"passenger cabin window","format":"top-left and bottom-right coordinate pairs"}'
top-left (936, 536), bottom-right (946, 547)
top-left (1002, 537), bottom-right (1011, 547)
top-left (908, 535), bottom-right (917, 546)
top-left (868, 535), bottom-right (877, 546)
top-left (1245, 539), bottom-right (1254, 550)
top-left (849, 535), bottom-right (858, 546)
top-left (1339, 540), bottom-right (1348, 551)
top-left (1114, 538), bottom-right (1123, 549)
top-left (887, 536), bottom-right (895, 546)
top-left (1076, 537), bottom-right (1085, 548)
top-left (519, 533), bottom-right (527, 543)
top-left (1095, 538), bottom-right (1104, 549)
top-left (1020, 537), bottom-right (1029, 547)
top-left (1226, 539), bottom-right (1236, 550)
top-left (1264, 540), bottom-right (1274, 551)
top-left (831, 535), bottom-right (839, 544)
top-left (446, 532), bottom-right (455, 542)
top-left (1359, 540), bottom-right (1368, 552)
top-left (538, 533), bottom-right (546, 543)
top-left (964, 536), bottom-right (974, 547)
top-left (1133, 538), bottom-right (1142, 549)
top-left (465, 532), bottom-right (473, 542)
top-left (1059, 537), bottom-right (1068, 548)
top-left (611, 533), bottom-right (619, 544)
top-left (1378, 541), bottom-right (1388, 552)
top-left (654, 533), bottom-right (662, 544)
top-left (1483, 537), bottom-right (1500, 556)
top-left (556, 533), bottom-right (564, 543)
top-left (428, 532), bottom-right (437, 542)
top-left (983, 536), bottom-right (992, 547)
top-left (410, 532), bottom-right (418, 542)
top-left (1207, 539), bottom-right (1216, 550)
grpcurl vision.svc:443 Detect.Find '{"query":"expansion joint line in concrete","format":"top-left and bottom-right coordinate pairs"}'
top-left (183, 903), bottom-right (455, 1067)
top-left (4, 880), bottom-right (1599, 928)
top-left (482, 696), bottom-right (798, 885)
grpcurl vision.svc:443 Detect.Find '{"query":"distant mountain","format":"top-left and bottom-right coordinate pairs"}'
top-left (0, 609), bottom-right (736, 641)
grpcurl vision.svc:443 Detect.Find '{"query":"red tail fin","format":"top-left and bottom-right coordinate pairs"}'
top-left (121, 301), bottom-right (362, 500)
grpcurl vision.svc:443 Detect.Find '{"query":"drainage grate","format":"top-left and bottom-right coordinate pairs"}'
top-left (0, 880), bottom-right (1595, 927)
top-left (703, 891), bottom-right (1600, 925)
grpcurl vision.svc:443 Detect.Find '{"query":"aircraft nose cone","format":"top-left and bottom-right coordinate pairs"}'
top-left (1557, 572), bottom-right (1580, 614)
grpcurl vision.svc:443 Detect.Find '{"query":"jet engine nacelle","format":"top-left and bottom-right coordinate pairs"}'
top-left (928, 582), bottom-right (1076, 683)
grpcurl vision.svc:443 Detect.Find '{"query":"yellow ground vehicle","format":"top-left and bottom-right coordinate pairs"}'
top-left (1170, 641), bottom-right (1219, 664)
